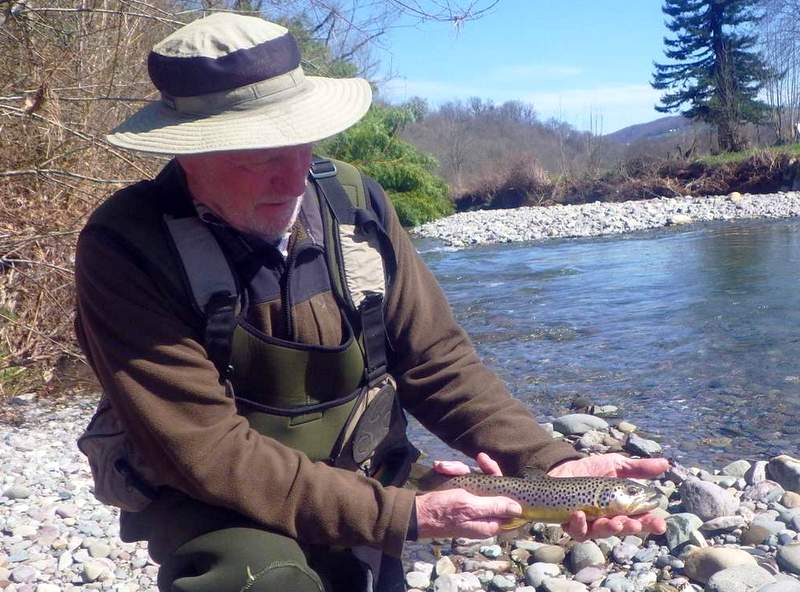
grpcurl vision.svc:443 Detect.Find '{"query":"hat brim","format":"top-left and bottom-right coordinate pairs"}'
top-left (106, 76), bottom-right (371, 155)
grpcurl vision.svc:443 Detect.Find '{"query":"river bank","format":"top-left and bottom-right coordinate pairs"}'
top-left (2, 395), bottom-right (800, 591)
top-left (413, 191), bottom-right (800, 248)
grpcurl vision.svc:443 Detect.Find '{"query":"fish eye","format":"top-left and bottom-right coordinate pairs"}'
top-left (626, 485), bottom-right (641, 495)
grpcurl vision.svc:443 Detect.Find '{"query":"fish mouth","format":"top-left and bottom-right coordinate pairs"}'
top-left (633, 488), bottom-right (663, 513)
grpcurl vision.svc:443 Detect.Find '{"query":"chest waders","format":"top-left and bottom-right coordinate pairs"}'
top-left (162, 157), bottom-right (418, 485)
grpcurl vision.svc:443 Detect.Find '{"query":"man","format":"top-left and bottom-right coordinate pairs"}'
top-left (74, 13), bottom-right (667, 592)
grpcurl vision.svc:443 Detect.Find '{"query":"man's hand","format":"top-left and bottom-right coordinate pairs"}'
top-left (415, 453), bottom-right (523, 539)
top-left (548, 453), bottom-right (670, 541)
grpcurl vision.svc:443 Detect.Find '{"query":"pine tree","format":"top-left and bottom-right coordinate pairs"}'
top-left (652, 0), bottom-right (772, 152)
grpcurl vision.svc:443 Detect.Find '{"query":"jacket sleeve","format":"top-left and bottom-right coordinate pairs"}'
top-left (367, 179), bottom-right (584, 476)
top-left (74, 226), bottom-right (415, 557)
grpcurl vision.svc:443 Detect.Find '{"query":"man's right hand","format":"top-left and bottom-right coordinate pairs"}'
top-left (414, 452), bottom-right (523, 539)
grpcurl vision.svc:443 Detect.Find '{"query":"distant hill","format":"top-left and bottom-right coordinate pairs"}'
top-left (605, 115), bottom-right (695, 145)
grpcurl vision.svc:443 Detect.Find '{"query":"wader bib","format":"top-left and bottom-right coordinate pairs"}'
top-left (78, 158), bottom-right (417, 592)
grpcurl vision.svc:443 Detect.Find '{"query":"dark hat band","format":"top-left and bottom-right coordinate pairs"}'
top-left (148, 31), bottom-right (301, 98)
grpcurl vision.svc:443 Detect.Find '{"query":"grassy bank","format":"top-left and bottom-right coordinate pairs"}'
top-left (455, 144), bottom-right (800, 211)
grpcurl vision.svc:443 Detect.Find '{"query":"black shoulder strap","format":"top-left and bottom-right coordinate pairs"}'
top-left (310, 157), bottom-right (396, 385)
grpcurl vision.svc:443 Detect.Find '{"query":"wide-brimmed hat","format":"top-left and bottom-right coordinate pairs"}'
top-left (106, 13), bottom-right (372, 155)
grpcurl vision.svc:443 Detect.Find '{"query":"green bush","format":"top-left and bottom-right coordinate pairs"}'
top-left (318, 104), bottom-right (453, 226)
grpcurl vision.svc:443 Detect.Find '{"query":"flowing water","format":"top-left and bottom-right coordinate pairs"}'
top-left (409, 217), bottom-right (800, 468)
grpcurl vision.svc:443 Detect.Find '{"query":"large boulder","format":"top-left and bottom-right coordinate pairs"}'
top-left (767, 454), bottom-right (800, 493)
top-left (679, 478), bottom-right (739, 520)
top-left (683, 546), bottom-right (758, 584)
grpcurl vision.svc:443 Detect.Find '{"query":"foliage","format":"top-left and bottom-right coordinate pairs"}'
top-left (280, 16), bottom-right (359, 78)
top-left (652, 0), bottom-right (772, 151)
top-left (318, 104), bottom-right (453, 226)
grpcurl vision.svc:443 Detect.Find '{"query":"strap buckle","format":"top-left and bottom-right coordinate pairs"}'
top-left (310, 159), bottom-right (337, 179)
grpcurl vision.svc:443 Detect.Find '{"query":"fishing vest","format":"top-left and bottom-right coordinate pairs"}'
top-left (78, 157), bottom-right (419, 512)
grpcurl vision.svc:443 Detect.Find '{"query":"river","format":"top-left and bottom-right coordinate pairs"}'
top-left (409, 217), bottom-right (800, 468)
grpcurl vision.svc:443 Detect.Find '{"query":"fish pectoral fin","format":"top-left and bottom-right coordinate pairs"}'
top-left (499, 517), bottom-right (530, 531)
top-left (520, 467), bottom-right (547, 480)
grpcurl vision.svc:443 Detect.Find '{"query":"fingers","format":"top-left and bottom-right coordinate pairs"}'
top-left (432, 460), bottom-right (472, 476)
top-left (562, 511), bottom-right (667, 541)
top-left (615, 457), bottom-right (670, 479)
top-left (476, 452), bottom-right (503, 476)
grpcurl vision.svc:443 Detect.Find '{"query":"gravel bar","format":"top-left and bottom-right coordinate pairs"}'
top-left (413, 191), bottom-right (800, 248)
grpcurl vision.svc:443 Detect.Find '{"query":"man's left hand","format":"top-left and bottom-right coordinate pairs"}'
top-left (548, 453), bottom-right (669, 541)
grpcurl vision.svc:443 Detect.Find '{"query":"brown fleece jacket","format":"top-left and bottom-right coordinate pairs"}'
top-left (74, 162), bottom-right (582, 558)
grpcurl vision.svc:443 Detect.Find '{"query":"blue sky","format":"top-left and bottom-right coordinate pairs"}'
top-left (378, 0), bottom-right (670, 133)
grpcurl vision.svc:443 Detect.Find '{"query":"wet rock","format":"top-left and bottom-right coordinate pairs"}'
top-left (704, 564), bottom-right (775, 591)
top-left (723, 460), bottom-right (752, 478)
top-left (680, 478), bottom-right (739, 520)
top-left (552, 414), bottom-right (609, 436)
top-left (667, 214), bottom-right (693, 225)
top-left (624, 433), bottom-right (662, 457)
top-left (683, 547), bottom-right (758, 584)
top-left (480, 544), bottom-right (502, 559)
top-left (769, 455), bottom-right (800, 494)
top-left (616, 421), bottom-right (636, 434)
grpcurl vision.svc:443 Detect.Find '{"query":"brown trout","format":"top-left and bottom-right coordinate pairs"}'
top-left (410, 467), bottom-right (661, 530)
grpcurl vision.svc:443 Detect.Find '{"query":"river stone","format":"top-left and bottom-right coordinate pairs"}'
top-left (741, 517), bottom-right (787, 545)
top-left (3, 486), bottom-right (31, 500)
top-left (413, 562), bottom-right (434, 577)
top-left (679, 478), bottom-right (739, 520)
top-left (624, 433), bottom-right (661, 457)
top-left (701, 515), bottom-right (747, 532)
top-left (777, 543), bottom-right (800, 575)
top-left (783, 492), bottom-right (800, 509)
top-left (705, 564), bottom-right (775, 592)
top-left (611, 542), bottom-right (638, 564)
top-left (490, 574), bottom-right (516, 591)
top-left (35, 585), bottom-right (61, 592)
top-left (616, 421), bottom-right (636, 434)
top-left (760, 574), bottom-right (800, 592)
top-left (480, 544), bottom-right (502, 559)
top-left (406, 571), bottom-right (431, 589)
top-left (667, 214), bottom-right (693, 225)
top-left (769, 455), bottom-right (800, 493)
top-left (573, 565), bottom-right (606, 584)
top-left (568, 541), bottom-right (605, 572)
top-left (723, 460), bottom-right (752, 478)
top-left (533, 544), bottom-right (565, 564)
top-left (602, 572), bottom-right (634, 592)
top-left (683, 547), bottom-right (758, 584)
top-left (436, 555), bottom-right (456, 576)
top-left (525, 563), bottom-right (561, 588)
top-left (744, 480), bottom-right (785, 504)
top-left (552, 414), bottom-right (609, 436)
top-left (745, 461), bottom-right (768, 485)
top-left (596, 536), bottom-right (621, 556)
top-left (433, 573), bottom-right (482, 592)
top-left (541, 578), bottom-right (588, 592)
top-left (510, 548), bottom-right (530, 564)
top-left (10, 566), bottom-right (36, 584)
top-left (664, 513), bottom-right (703, 550)
top-left (629, 570), bottom-right (657, 589)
